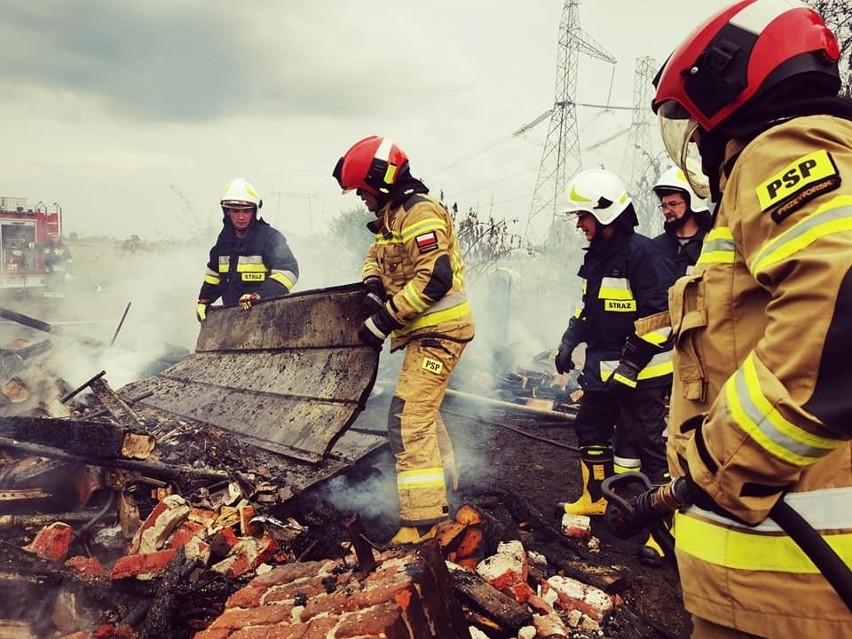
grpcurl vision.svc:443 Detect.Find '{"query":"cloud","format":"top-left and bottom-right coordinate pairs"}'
top-left (0, 1), bottom-right (481, 124)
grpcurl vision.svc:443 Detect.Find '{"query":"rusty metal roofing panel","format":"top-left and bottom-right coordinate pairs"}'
top-left (136, 283), bottom-right (379, 463)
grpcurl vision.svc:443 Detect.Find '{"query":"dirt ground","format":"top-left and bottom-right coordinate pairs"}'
top-left (443, 403), bottom-right (691, 639)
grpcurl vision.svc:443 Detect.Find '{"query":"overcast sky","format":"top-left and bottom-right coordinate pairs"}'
top-left (0, 0), bottom-right (728, 242)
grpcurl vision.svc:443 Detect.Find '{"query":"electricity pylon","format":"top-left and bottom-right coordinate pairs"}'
top-left (622, 56), bottom-right (665, 235)
top-left (520, 0), bottom-right (616, 244)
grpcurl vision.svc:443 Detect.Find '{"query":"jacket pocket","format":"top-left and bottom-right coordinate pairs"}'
top-left (379, 244), bottom-right (407, 287)
top-left (669, 272), bottom-right (708, 402)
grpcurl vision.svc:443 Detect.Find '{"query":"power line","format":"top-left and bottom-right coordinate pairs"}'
top-left (423, 135), bottom-right (515, 179)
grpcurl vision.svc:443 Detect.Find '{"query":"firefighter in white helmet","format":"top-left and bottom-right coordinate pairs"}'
top-left (553, 168), bottom-right (675, 562)
top-left (651, 166), bottom-right (711, 278)
top-left (196, 178), bottom-right (299, 321)
top-left (648, 1), bottom-right (852, 636)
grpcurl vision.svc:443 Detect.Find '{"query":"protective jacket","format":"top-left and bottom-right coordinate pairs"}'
top-left (567, 229), bottom-right (674, 392)
top-left (363, 193), bottom-right (474, 351)
top-left (363, 192), bottom-right (474, 527)
top-left (666, 115), bottom-right (852, 637)
top-left (652, 211), bottom-right (711, 278)
top-left (198, 218), bottom-right (298, 306)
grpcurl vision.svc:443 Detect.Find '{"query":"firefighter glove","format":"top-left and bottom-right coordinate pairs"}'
top-left (362, 277), bottom-right (386, 314)
top-left (555, 341), bottom-right (576, 374)
top-left (239, 292), bottom-right (260, 310)
top-left (358, 307), bottom-right (402, 350)
top-left (608, 333), bottom-right (659, 390)
top-left (196, 301), bottom-right (209, 323)
top-left (555, 317), bottom-right (583, 374)
top-left (608, 360), bottom-right (641, 390)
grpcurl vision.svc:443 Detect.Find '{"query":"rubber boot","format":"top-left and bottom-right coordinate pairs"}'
top-left (638, 509), bottom-right (673, 566)
top-left (388, 522), bottom-right (441, 546)
top-left (557, 447), bottom-right (614, 517)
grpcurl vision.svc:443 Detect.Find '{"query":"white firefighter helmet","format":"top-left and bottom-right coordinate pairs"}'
top-left (564, 168), bottom-right (632, 225)
top-left (221, 177), bottom-right (262, 209)
top-left (652, 166), bottom-right (709, 213)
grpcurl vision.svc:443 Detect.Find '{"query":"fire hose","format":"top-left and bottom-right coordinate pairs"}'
top-left (601, 472), bottom-right (852, 612)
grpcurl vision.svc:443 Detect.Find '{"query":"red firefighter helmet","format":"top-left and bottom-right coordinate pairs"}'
top-left (652, 0), bottom-right (840, 133)
top-left (333, 136), bottom-right (409, 196)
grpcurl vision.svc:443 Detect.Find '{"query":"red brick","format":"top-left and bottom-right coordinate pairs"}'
top-left (110, 549), bottom-right (177, 580)
top-left (65, 555), bottom-right (105, 576)
top-left (24, 522), bottom-right (72, 562)
top-left (266, 626), bottom-right (308, 639)
top-left (300, 617), bottom-right (338, 639)
top-left (192, 628), bottom-right (231, 639)
top-left (504, 581), bottom-right (535, 604)
top-left (191, 629), bottom-right (229, 639)
top-left (250, 560), bottom-right (335, 588)
top-left (546, 575), bottom-right (615, 622)
top-left (334, 602), bottom-right (411, 638)
top-left (212, 535), bottom-right (277, 579)
top-left (207, 604), bottom-right (292, 630)
top-left (229, 626), bottom-right (270, 639)
top-left (262, 579), bottom-right (329, 606)
top-left (226, 584), bottom-right (263, 609)
top-left (93, 625), bottom-right (135, 638)
top-left (131, 494), bottom-right (190, 554)
top-left (300, 581), bottom-right (414, 620)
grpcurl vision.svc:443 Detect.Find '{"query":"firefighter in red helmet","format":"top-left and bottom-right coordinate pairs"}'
top-left (333, 136), bottom-right (475, 545)
top-left (646, 1), bottom-right (852, 637)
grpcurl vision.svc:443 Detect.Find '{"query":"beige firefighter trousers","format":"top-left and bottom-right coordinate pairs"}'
top-left (388, 335), bottom-right (467, 526)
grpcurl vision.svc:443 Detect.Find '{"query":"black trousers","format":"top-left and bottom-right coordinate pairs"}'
top-left (574, 387), bottom-right (668, 484)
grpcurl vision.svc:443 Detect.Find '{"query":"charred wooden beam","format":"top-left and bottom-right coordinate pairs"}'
top-left (81, 391), bottom-right (154, 420)
top-left (59, 370), bottom-right (106, 404)
top-left (447, 564), bottom-right (532, 632)
top-left (89, 376), bottom-right (145, 429)
top-left (0, 307), bottom-right (103, 348)
top-left (0, 436), bottom-right (229, 482)
top-left (137, 546), bottom-right (200, 639)
top-left (476, 489), bottom-right (595, 562)
top-left (0, 416), bottom-right (124, 459)
top-left (0, 510), bottom-right (114, 530)
top-left (344, 513), bottom-right (376, 573)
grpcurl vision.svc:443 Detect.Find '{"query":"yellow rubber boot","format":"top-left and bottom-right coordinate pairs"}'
top-left (388, 523), bottom-right (439, 546)
top-left (557, 447), bottom-right (614, 516)
top-left (638, 515), bottom-right (673, 566)
top-left (638, 533), bottom-right (666, 566)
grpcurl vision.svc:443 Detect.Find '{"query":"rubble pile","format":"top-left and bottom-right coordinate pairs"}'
top-left (0, 300), bottom-right (683, 638)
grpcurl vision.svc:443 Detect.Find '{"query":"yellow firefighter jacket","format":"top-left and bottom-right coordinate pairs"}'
top-left (362, 194), bottom-right (474, 352)
top-left (666, 115), bottom-right (852, 637)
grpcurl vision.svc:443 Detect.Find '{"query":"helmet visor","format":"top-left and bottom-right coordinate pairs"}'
top-left (221, 201), bottom-right (256, 212)
top-left (657, 108), bottom-right (710, 199)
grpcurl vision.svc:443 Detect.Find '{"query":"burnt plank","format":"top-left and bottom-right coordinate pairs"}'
top-left (448, 565), bottom-right (532, 632)
top-left (0, 416), bottom-right (124, 459)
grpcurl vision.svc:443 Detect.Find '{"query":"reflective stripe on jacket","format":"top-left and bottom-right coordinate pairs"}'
top-left (198, 218), bottom-right (299, 306)
top-left (667, 115), bottom-right (852, 638)
top-left (363, 194), bottom-right (474, 350)
top-left (569, 229), bottom-right (675, 391)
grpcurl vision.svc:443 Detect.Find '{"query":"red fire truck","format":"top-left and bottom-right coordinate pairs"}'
top-left (0, 197), bottom-right (62, 291)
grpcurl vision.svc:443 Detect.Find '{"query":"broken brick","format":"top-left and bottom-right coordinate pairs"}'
top-left (65, 554), bottom-right (105, 576)
top-left (546, 574), bottom-right (616, 622)
top-left (130, 493), bottom-right (190, 554)
top-left (110, 548), bottom-right (177, 580)
top-left (475, 539), bottom-right (528, 590)
top-left (23, 522), bottom-right (72, 562)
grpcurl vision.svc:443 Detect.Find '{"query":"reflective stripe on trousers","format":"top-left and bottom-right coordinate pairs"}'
top-left (388, 336), bottom-right (467, 526)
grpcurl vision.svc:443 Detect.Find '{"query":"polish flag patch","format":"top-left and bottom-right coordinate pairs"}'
top-left (415, 231), bottom-right (439, 253)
